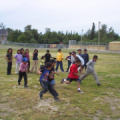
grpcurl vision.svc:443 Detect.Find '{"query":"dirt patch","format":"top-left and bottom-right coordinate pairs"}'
top-left (33, 98), bottom-right (59, 114)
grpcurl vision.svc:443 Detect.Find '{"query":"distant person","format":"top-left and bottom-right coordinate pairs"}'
top-left (24, 49), bottom-right (30, 72)
top-left (38, 62), bottom-right (60, 101)
top-left (66, 52), bottom-right (72, 72)
top-left (55, 49), bottom-right (64, 72)
top-left (18, 57), bottom-right (28, 87)
top-left (77, 49), bottom-right (83, 58)
top-left (5, 48), bottom-right (13, 75)
top-left (61, 57), bottom-right (83, 93)
top-left (80, 55), bottom-right (101, 86)
top-left (40, 56), bottom-right (45, 68)
top-left (82, 49), bottom-right (89, 70)
top-left (20, 48), bottom-right (25, 57)
top-left (45, 50), bottom-right (51, 64)
top-left (31, 49), bottom-right (38, 72)
top-left (14, 49), bottom-right (23, 74)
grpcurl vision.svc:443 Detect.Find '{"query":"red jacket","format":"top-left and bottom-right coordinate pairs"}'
top-left (68, 64), bottom-right (78, 79)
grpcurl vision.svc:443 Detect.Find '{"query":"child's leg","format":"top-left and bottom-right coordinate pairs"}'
top-left (40, 81), bottom-right (49, 96)
top-left (66, 81), bottom-right (71, 84)
top-left (55, 61), bottom-right (59, 71)
top-left (77, 81), bottom-right (83, 93)
top-left (35, 60), bottom-right (38, 72)
top-left (80, 71), bottom-right (90, 80)
top-left (60, 61), bottom-right (64, 72)
top-left (18, 71), bottom-right (23, 85)
top-left (91, 71), bottom-right (100, 85)
top-left (23, 72), bottom-right (27, 86)
top-left (31, 60), bottom-right (35, 72)
top-left (48, 83), bottom-right (58, 98)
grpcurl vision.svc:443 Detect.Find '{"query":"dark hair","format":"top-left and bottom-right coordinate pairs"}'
top-left (17, 49), bottom-right (21, 53)
top-left (21, 48), bottom-right (24, 51)
top-left (47, 50), bottom-right (49, 52)
top-left (93, 55), bottom-right (98, 59)
top-left (69, 52), bottom-right (72, 54)
top-left (7, 48), bottom-right (13, 54)
top-left (34, 49), bottom-right (38, 53)
top-left (50, 59), bottom-right (56, 63)
top-left (45, 62), bottom-right (52, 68)
top-left (75, 57), bottom-right (81, 63)
top-left (41, 56), bottom-right (45, 59)
top-left (25, 49), bottom-right (29, 53)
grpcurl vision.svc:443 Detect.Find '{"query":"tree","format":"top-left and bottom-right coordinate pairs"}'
top-left (90, 23), bottom-right (95, 40)
top-left (0, 22), bottom-right (5, 29)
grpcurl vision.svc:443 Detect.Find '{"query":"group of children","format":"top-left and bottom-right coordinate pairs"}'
top-left (5, 48), bottom-right (101, 101)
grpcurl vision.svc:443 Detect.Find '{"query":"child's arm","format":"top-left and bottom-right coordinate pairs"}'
top-left (5, 56), bottom-right (9, 62)
top-left (74, 73), bottom-right (80, 77)
top-left (52, 71), bottom-right (59, 76)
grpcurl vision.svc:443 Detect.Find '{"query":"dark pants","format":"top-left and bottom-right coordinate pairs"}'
top-left (7, 62), bottom-right (12, 75)
top-left (66, 61), bottom-right (71, 72)
top-left (82, 63), bottom-right (87, 71)
top-left (40, 81), bottom-right (58, 98)
top-left (55, 61), bottom-right (64, 72)
top-left (18, 71), bottom-right (27, 86)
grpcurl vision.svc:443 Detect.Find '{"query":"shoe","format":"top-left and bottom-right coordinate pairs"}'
top-left (66, 71), bottom-right (68, 72)
top-left (39, 92), bottom-right (43, 99)
top-left (9, 74), bottom-right (12, 75)
top-left (78, 90), bottom-right (83, 93)
top-left (97, 83), bottom-right (101, 86)
top-left (24, 85), bottom-right (28, 87)
top-left (62, 71), bottom-right (64, 73)
top-left (54, 97), bottom-right (60, 101)
top-left (61, 79), bottom-right (64, 84)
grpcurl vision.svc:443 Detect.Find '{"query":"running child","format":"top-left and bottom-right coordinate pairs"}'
top-left (61, 57), bottom-right (83, 93)
top-left (66, 52), bottom-right (72, 72)
top-left (18, 57), bottom-right (28, 87)
top-left (80, 55), bottom-right (101, 86)
top-left (38, 62), bottom-right (60, 101)
top-left (14, 49), bottom-right (23, 74)
top-left (5, 48), bottom-right (13, 75)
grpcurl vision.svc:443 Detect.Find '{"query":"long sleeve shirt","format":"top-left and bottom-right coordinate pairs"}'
top-left (76, 55), bottom-right (84, 65)
top-left (86, 59), bottom-right (96, 72)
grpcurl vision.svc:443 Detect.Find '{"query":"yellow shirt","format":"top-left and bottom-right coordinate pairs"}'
top-left (57, 52), bottom-right (63, 61)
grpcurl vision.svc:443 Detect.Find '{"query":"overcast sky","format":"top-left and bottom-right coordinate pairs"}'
top-left (0, 0), bottom-right (120, 35)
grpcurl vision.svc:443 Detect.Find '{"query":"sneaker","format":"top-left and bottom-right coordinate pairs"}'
top-left (39, 92), bottom-right (43, 99)
top-left (78, 90), bottom-right (83, 93)
top-left (97, 83), bottom-right (101, 86)
top-left (61, 79), bottom-right (65, 84)
top-left (54, 97), bottom-right (60, 101)
top-left (62, 71), bottom-right (64, 73)
top-left (24, 85), bottom-right (28, 87)
top-left (9, 74), bottom-right (12, 75)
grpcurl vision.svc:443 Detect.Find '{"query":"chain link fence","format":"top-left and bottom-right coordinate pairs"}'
top-left (6, 41), bottom-right (68, 49)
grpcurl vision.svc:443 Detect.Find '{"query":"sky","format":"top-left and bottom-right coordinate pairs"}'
top-left (0, 0), bottom-right (120, 35)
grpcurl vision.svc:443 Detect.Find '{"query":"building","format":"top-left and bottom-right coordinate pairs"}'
top-left (0, 29), bottom-right (8, 44)
top-left (109, 41), bottom-right (120, 51)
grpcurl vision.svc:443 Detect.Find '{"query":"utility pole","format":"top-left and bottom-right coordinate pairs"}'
top-left (98, 22), bottom-right (101, 49)
top-left (81, 29), bottom-right (83, 48)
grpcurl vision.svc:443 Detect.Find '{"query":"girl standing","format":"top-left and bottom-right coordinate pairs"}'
top-left (24, 49), bottom-right (30, 72)
top-left (5, 48), bottom-right (13, 75)
top-left (14, 49), bottom-right (23, 74)
top-left (31, 49), bottom-right (38, 72)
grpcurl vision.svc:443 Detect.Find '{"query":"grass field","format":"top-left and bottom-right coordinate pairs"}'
top-left (0, 45), bottom-right (120, 120)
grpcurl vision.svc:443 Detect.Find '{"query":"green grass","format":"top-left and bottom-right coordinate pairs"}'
top-left (0, 45), bottom-right (120, 120)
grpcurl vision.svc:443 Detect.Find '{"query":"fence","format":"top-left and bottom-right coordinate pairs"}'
top-left (69, 40), bottom-right (120, 51)
top-left (6, 41), bottom-right (68, 49)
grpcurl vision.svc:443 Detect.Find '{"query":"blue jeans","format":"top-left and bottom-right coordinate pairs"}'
top-left (55, 61), bottom-right (64, 72)
top-left (66, 61), bottom-right (71, 72)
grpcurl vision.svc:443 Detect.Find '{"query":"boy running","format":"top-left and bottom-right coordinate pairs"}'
top-left (80, 55), bottom-right (101, 86)
top-left (61, 57), bottom-right (83, 93)
top-left (38, 62), bottom-right (60, 101)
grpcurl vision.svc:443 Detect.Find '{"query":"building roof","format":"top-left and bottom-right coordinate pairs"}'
top-left (0, 29), bottom-right (7, 35)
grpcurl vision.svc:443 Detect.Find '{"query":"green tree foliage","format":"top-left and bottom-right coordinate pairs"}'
top-left (6, 23), bottom-right (120, 44)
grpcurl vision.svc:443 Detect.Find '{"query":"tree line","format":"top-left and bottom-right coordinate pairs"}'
top-left (1, 22), bottom-right (120, 44)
